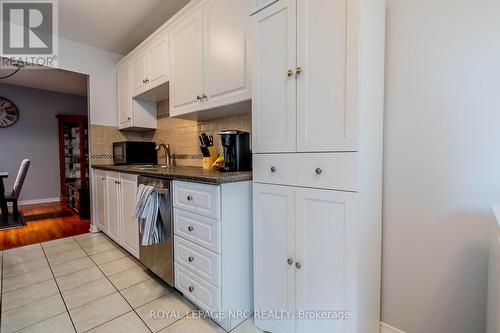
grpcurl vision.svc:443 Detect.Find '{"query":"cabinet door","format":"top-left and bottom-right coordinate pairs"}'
top-left (105, 174), bottom-right (121, 244)
top-left (148, 35), bottom-right (169, 89)
top-left (253, 183), bottom-right (296, 333)
top-left (94, 171), bottom-right (107, 232)
top-left (296, 0), bottom-right (356, 152)
top-left (252, 0), bottom-right (296, 153)
top-left (203, 0), bottom-right (251, 109)
top-left (117, 65), bottom-right (132, 127)
top-left (120, 174), bottom-right (139, 258)
top-left (169, 8), bottom-right (204, 116)
top-left (295, 188), bottom-right (357, 333)
top-left (131, 53), bottom-right (149, 97)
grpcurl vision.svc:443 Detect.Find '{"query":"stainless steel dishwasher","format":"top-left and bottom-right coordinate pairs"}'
top-left (137, 176), bottom-right (174, 287)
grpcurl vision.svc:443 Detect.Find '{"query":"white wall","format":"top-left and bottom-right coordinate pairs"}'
top-left (58, 37), bottom-right (123, 126)
top-left (383, 0), bottom-right (500, 332)
top-left (0, 84), bottom-right (87, 202)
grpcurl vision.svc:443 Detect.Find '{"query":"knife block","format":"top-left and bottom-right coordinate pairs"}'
top-left (203, 147), bottom-right (218, 169)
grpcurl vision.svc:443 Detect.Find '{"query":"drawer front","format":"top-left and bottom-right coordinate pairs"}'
top-left (175, 236), bottom-right (221, 287)
top-left (174, 208), bottom-right (221, 253)
top-left (175, 263), bottom-right (221, 312)
top-left (253, 153), bottom-right (358, 191)
top-left (173, 181), bottom-right (221, 219)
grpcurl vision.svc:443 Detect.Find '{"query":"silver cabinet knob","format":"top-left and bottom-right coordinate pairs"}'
top-left (196, 95), bottom-right (202, 101)
top-left (188, 286), bottom-right (194, 293)
top-left (270, 166), bottom-right (277, 173)
top-left (127, 117), bottom-right (131, 120)
top-left (287, 69), bottom-right (295, 77)
top-left (142, 79), bottom-right (146, 84)
top-left (315, 168), bottom-right (322, 175)
top-left (295, 262), bottom-right (302, 269)
top-left (187, 195), bottom-right (193, 201)
top-left (287, 258), bottom-right (294, 266)
top-left (187, 225), bottom-right (194, 232)
top-left (188, 256), bottom-right (194, 263)
top-left (296, 67), bottom-right (303, 74)
top-left (145, 78), bottom-right (149, 83)
top-left (201, 93), bottom-right (207, 100)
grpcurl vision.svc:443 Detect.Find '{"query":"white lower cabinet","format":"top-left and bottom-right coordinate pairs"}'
top-left (93, 170), bottom-right (139, 259)
top-left (173, 180), bottom-right (253, 332)
top-left (253, 183), bottom-right (357, 333)
top-left (120, 173), bottom-right (140, 258)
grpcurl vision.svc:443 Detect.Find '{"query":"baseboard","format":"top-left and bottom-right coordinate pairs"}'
top-left (10, 197), bottom-right (61, 206)
top-left (381, 322), bottom-right (407, 333)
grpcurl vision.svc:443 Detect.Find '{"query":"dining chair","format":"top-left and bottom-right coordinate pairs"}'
top-left (5, 159), bottom-right (30, 222)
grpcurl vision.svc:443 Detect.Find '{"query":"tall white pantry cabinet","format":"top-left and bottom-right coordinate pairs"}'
top-left (251, 0), bottom-right (385, 332)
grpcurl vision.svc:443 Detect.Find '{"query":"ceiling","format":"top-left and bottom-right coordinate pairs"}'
top-left (58, 0), bottom-right (191, 55)
top-left (0, 68), bottom-right (88, 96)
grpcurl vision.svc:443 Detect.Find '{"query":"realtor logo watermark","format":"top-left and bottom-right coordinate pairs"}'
top-left (1, 0), bottom-right (58, 67)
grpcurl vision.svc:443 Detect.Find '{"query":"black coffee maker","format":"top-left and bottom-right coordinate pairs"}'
top-left (218, 130), bottom-right (252, 172)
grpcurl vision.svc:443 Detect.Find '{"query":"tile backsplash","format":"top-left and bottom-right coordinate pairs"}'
top-left (90, 111), bottom-right (251, 167)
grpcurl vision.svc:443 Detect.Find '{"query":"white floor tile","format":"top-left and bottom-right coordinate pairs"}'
top-left (0, 294), bottom-right (66, 333)
top-left (108, 266), bottom-right (153, 290)
top-left (56, 266), bottom-right (104, 292)
top-left (2, 266), bottom-right (53, 293)
top-left (3, 247), bottom-right (45, 265)
top-left (47, 248), bottom-right (88, 266)
top-left (16, 312), bottom-right (75, 333)
top-left (231, 318), bottom-right (265, 333)
top-left (90, 248), bottom-right (129, 265)
top-left (1, 279), bottom-right (59, 312)
top-left (86, 311), bottom-right (150, 333)
top-left (136, 292), bottom-right (196, 332)
top-left (62, 278), bottom-right (117, 310)
top-left (157, 317), bottom-right (226, 333)
top-left (121, 278), bottom-right (173, 309)
top-left (69, 292), bottom-right (132, 333)
top-left (42, 241), bottom-right (82, 257)
top-left (3, 257), bottom-right (49, 279)
top-left (81, 241), bottom-right (119, 256)
top-left (99, 256), bottom-right (144, 276)
top-left (51, 256), bottom-right (96, 278)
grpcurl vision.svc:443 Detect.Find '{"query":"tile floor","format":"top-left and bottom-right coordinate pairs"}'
top-left (0, 233), bottom-right (262, 333)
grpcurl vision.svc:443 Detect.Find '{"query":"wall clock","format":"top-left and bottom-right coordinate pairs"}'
top-left (0, 97), bottom-right (19, 128)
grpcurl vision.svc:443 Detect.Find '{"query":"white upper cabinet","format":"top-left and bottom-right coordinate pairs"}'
top-left (131, 52), bottom-right (149, 97)
top-left (296, 0), bottom-right (356, 152)
top-left (117, 64), bottom-right (132, 127)
top-left (170, 0), bottom-right (251, 118)
top-left (252, 0), bottom-right (296, 153)
top-left (169, 8), bottom-right (204, 117)
top-left (202, 0), bottom-right (251, 110)
top-left (252, 0), bottom-right (357, 153)
top-left (148, 35), bottom-right (169, 89)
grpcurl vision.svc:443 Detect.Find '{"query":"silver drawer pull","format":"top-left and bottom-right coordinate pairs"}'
top-left (187, 195), bottom-right (193, 201)
top-left (287, 258), bottom-right (294, 266)
top-left (315, 168), bottom-right (322, 175)
top-left (295, 262), bottom-right (302, 269)
top-left (270, 166), bottom-right (277, 173)
top-left (187, 226), bottom-right (194, 232)
top-left (188, 256), bottom-right (194, 263)
top-left (188, 286), bottom-right (194, 293)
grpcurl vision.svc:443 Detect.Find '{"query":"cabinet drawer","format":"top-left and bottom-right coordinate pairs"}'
top-left (173, 181), bottom-right (220, 219)
top-left (175, 236), bottom-right (221, 287)
top-left (175, 263), bottom-right (221, 312)
top-left (174, 208), bottom-right (221, 253)
top-left (253, 153), bottom-right (358, 191)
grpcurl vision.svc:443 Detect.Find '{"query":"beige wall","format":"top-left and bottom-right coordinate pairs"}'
top-left (90, 112), bottom-right (251, 167)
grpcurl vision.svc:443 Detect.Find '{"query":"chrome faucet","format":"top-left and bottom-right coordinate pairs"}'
top-left (155, 143), bottom-right (173, 167)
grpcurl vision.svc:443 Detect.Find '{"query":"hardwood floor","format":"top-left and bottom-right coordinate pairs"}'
top-left (0, 201), bottom-right (90, 250)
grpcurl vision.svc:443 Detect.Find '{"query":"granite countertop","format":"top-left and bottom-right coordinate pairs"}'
top-left (92, 164), bottom-right (252, 185)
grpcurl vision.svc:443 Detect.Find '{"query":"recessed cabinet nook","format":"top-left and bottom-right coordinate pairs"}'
top-left (116, 0), bottom-right (251, 130)
top-left (252, 0), bottom-right (385, 333)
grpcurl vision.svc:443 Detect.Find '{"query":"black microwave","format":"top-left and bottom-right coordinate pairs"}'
top-left (113, 141), bottom-right (157, 165)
